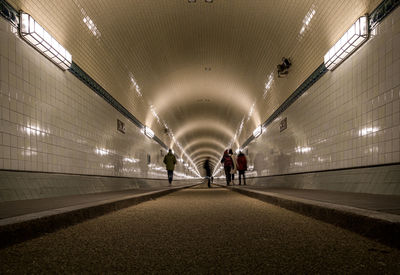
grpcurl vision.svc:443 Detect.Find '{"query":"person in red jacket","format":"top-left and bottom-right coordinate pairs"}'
top-left (221, 149), bottom-right (233, 186)
top-left (236, 151), bottom-right (247, 185)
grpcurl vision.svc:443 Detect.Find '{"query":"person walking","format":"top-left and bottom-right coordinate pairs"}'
top-left (203, 157), bottom-right (212, 188)
top-left (229, 149), bottom-right (237, 185)
top-left (221, 149), bottom-right (234, 186)
top-left (237, 151), bottom-right (248, 185)
top-left (163, 149), bottom-right (176, 184)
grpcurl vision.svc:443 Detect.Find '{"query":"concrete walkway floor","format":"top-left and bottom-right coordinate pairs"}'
top-left (0, 183), bottom-right (399, 274)
top-left (0, 183), bottom-right (199, 248)
top-left (232, 186), bottom-right (400, 215)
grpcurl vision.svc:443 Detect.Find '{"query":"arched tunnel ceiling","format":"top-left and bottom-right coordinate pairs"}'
top-left (8, 0), bottom-right (380, 174)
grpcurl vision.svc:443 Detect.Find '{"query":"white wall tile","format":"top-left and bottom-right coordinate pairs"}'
top-left (245, 7), bottom-right (400, 177)
top-left (0, 18), bottom-right (193, 179)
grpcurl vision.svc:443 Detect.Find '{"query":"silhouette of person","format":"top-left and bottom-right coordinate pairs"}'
top-left (237, 151), bottom-right (248, 185)
top-left (229, 149), bottom-right (237, 185)
top-left (221, 149), bottom-right (234, 186)
top-left (203, 157), bottom-right (212, 188)
top-left (163, 149), bottom-right (176, 184)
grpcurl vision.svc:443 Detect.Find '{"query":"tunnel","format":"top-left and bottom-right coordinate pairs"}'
top-left (0, 0), bottom-right (400, 273)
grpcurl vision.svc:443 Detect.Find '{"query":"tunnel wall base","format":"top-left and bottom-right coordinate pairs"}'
top-left (244, 163), bottom-right (400, 195)
top-left (0, 170), bottom-right (197, 202)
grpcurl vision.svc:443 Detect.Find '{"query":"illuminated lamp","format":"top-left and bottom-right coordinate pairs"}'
top-left (19, 12), bottom-right (72, 70)
top-left (324, 16), bottom-right (368, 71)
top-left (253, 125), bottom-right (262, 138)
top-left (143, 126), bottom-right (154, 139)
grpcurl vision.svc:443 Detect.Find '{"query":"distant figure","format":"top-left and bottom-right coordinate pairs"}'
top-left (203, 158), bottom-right (212, 188)
top-left (211, 176), bottom-right (214, 184)
top-left (237, 151), bottom-right (248, 185)
top-left (163, 149), bottom-right (176, 184)
top-left (221, 149), bottom-right (234, 186)
top-left (229, 149), bottom-right (238, 185)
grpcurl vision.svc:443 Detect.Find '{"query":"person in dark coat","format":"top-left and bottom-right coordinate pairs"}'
top-left (236, 151), bottom-right (248, 185)
top-left (221, 149), bottom-right (233, 186)
top-left (203, 157), bottom-right (212, 188)
top-left (163, 149), bottom-right (176, 184)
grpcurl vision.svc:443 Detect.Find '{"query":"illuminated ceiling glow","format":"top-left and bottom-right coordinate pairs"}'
top-left (7, 0), bottom-right (380, 174)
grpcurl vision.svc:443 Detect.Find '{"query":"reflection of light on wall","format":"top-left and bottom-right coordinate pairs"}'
top-left (24, 125), bottom-right (50, 136)
top-left (123, 157), bottom-right (139, 163)
top-left (263, 73), bottom-right (274, 98)
top-left (148, 164), bottom-right (165, 171)
top-left (295, 146), bottom-right (312, 153)
top-left (294, 162), bottom-right (303, 166)
top-left (317, 157), bottom-right (326, 163)
top-left (248, 165), bottom-right (254, 171)
top-left (248, 103), bottom-right (255, 119)
top-left (101, 164), bottom-right (114, 169)
top-left (316, 138), bottom-right (327, 144)
top-left (238, 118), bottom-right (244, 135)
top-left (359, 127), bottom-right (379, 136)
top-left (95, 148), bottom-right (109, 156)
top-left (367, 146), bottom-right (379, 153)
top-left (122, 168), bottom-right (139, 173)
top-left (150, 105), bottom-right (161, 124)
top-left (299, 6), bottom-right (316, 35)
top-left (77, 139), bottom-right (87, 144)
top-left (22, 147), bottom-right (37, 156)
top-left (83, 16), bottom-right (101, 38)
top-left (74, 0), bottom-right (101, 39)
top-left (130, 75), bottom-right (142, 97)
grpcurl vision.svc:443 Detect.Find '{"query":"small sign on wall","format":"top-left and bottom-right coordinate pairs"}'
top-left (280, 117), bottom-right (287, 132)
top-left (117, 119), bottom-right (126, 134)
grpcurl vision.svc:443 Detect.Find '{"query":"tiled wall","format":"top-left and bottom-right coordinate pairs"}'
top-left (0, 17), bottom-right (193, 180)
top-left (245, 7), bottom-right (400, 177)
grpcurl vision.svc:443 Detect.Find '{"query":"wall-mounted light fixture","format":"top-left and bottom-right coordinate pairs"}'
top-left (324, 15), bottom-right (368, 71)
top-left (142, 126), bottom-right (154, 139)
top-left (277, 57), bottom-right (291, 78)
top-left (19, 12), bottom-right (72, 70)
top-left (253, 125), bottom-right (262, 138)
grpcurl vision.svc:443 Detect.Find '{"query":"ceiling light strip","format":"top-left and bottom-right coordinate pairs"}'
top-left (19, 12), bottom-right (72, 70)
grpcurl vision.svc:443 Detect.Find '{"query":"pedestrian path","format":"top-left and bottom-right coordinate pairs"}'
top-left (233, 186), bottom-right (400, 215)
top-left (225, 184), bottom-right (400, 248)
top-left (0, 184), bottom-right (399, 273)
top-left (0, 182), bottom-right (200, 248)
